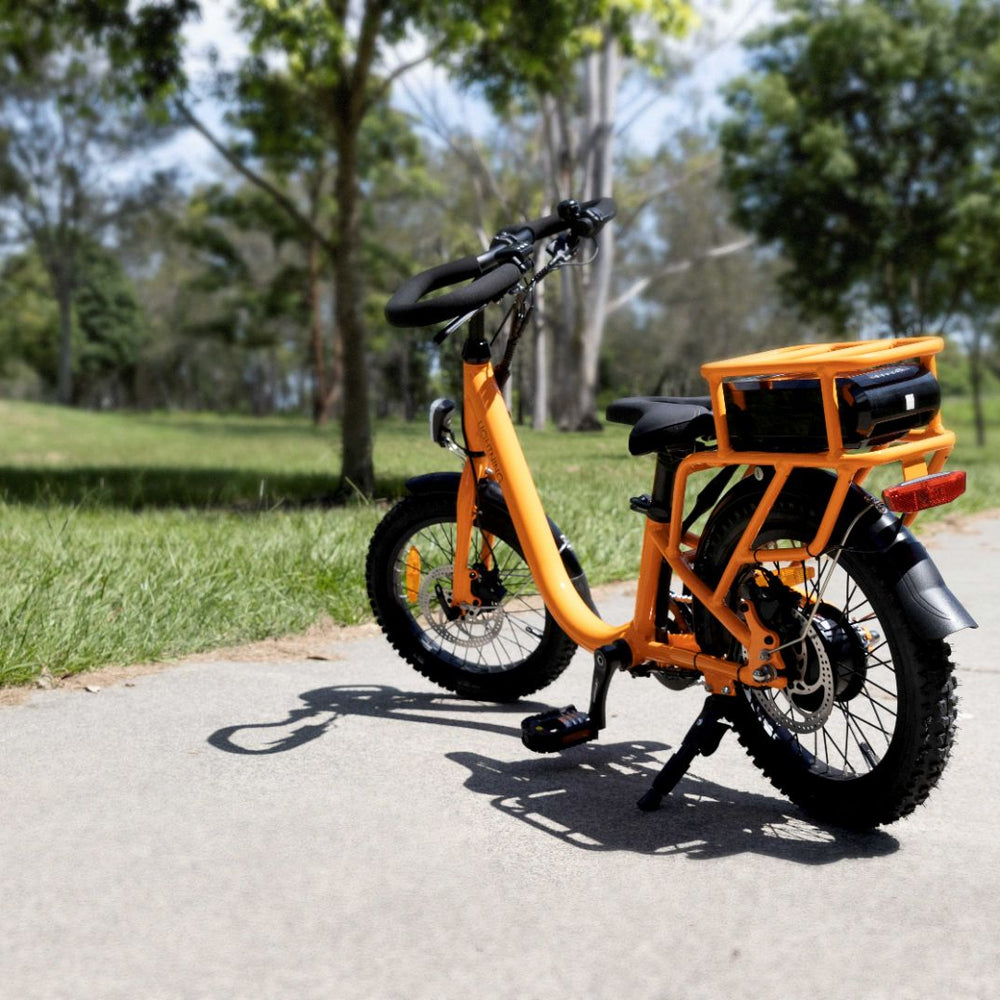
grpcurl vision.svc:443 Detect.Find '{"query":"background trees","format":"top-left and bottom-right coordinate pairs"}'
top-left (1, 1), bottom-right (995, 474)
top-left (719, 0), bottom-right (1000, 439)
top-left (0, 49), bottom-right (172, 404)
top-left (435, 0), bottom-right (695, 430)
top-left (604, 129), bottom-right (829, 399)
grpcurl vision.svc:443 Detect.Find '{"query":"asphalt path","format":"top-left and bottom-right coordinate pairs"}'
top-left (2, 513), bottom-right (999, 1000)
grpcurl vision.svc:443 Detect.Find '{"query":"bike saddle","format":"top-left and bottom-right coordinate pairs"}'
top-left (606, 396), bottom-right (715, 455)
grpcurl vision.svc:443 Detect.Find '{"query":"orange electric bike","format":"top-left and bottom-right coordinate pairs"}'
top-left (367, 198), bottom-right (976, 829)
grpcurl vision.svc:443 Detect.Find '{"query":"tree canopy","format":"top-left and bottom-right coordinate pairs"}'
top-left (719, 0), bottom-right (1000, 336)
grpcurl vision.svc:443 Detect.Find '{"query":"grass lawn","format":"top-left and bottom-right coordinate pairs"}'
top-left (0, 394), bottom-right (996, 688)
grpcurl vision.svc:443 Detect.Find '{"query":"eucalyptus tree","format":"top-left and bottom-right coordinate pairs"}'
top-left (174, 1), bottom-right (699, 485)
top-left (433, 0), bottom-right (696, 429)
top-left (604, 131), bottom-right (826, 399)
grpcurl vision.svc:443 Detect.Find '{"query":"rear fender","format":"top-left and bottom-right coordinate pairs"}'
top-left (705, 468), bottom-right (976, 641)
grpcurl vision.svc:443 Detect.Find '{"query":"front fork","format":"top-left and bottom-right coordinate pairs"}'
top-left (449, 462), bottom-right (481, 609)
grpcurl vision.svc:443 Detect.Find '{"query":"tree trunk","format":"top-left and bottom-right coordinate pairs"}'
top-left (308, 238), bottom-right (331, 424)
top-left (970, 326), bottom-right (986, 447)
top-left (575, 225), bottom-right (614, 430)
top-left (573, 36), bottom-right (618, 431)
top-left (553, 267), bottom-right (579, 429)
top-left (540, 35), bottom-right (620, 432)
top-left (56, 278), bottom-right (74, 405)
top-left (331, 124), bottom-right (375, 497)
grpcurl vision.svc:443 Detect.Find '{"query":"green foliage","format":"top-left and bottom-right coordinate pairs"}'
top-left (427, 0), bottom-right (694, 107)
top-left (0, 253), bottom-right (58, 386)
top-left (0, 246), bottom-right (147, 404)
top-left (604, 130), bottom-right (831, 399)
top-left (0, 27), bottom-right (181, 406)
top-left (719, 0), bottom-right (1000, 334)
top-left (167, 185), bottom-right (313, 410)
top-left (0, 0), bottom-right (199, 98)
top-left (74, 246), bottom-right (147, 398)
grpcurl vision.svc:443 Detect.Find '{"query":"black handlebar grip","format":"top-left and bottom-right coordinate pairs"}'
top-left (385, 197), bottom-right (617, 328)
top-left (498, 197), bottom-right (617, 242)
top-left (499, 211), bottom-right (564, 242)
top-left (384, 257), bottom-right (524, 328)
top-left (581, 197), bottom-right (616, 234)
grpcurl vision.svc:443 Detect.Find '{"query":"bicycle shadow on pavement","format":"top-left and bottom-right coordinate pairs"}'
top-left (207, 683), bottom-right (899, 864)
top-left (447, 745), bottom-right (898, 863)
top-left (207, 684), bottom-right (534, 755)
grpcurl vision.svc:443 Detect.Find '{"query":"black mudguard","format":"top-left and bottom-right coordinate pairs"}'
top-left (702, 467), bottom-right (976, 641)
top-left (405, 472), bottom-right (598, 613)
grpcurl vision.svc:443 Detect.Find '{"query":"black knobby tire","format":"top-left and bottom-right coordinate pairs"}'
top-left (694, 485), bottom-right (957, 829)
top-left (366, 491), bottom-right (577, 701)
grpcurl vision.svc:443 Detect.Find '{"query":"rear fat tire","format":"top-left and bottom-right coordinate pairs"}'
top-left (695, 488), bottom-right (958, 829)
top-left (366, 491), bottom-right (577, 702)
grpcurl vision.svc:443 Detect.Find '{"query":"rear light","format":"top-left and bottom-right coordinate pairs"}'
top-left (882, 470), bottom-right (966, 513)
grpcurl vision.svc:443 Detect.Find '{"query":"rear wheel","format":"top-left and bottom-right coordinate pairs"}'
top-left (695, 487), bottom-right (957, 829)
top-left (366, 491), bottom-right (577, 701)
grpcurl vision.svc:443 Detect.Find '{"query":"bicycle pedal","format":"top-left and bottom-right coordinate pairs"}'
top-left (521, 705), bottom-right (597, 754)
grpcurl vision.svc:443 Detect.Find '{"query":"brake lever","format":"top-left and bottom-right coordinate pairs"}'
top-left (532, 234), bottom-right (578, 283)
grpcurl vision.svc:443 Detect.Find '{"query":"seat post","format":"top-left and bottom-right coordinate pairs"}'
top-left (650, 448), bottom-right (684, 522)
top-left (649, 449), bottom-right (685, 632)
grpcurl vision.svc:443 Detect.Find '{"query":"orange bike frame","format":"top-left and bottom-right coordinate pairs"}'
top-left (452, 336), bottom-right (956, 695)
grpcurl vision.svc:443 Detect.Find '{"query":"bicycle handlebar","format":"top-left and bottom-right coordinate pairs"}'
top-left (384, 256), bottom-right (524, 329)
top-left (384, 197), bottom-right (616, 328)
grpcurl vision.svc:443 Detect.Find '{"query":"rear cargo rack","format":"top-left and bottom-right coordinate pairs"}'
top-left (701, 337), bottom-right (949, 457)
top-left (661, 338), bottom-right (958, 609)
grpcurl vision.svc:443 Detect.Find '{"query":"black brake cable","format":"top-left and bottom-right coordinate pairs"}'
top-left (494, 290), bottom-right (534, 392)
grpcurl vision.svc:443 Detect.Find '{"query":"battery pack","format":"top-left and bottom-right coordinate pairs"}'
top-left (723, 363), bottom-right (940, 452)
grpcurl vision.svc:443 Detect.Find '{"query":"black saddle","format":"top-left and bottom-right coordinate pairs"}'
top-left (606, 396), bottom-right (715, 456)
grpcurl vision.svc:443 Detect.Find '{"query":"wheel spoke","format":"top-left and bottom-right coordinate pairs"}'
top-left (386, 511), bottom-right (556, 673)
top-left (742, 527), bottom-right (912, 779)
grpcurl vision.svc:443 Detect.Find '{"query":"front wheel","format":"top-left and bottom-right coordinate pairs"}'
top-left (695, 486), bottom-right (957, 829)
top-left (366, 491), bottom-right (577, 701)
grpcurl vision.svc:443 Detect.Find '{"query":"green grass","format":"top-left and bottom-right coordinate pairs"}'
top-left (0, 395), bottom-right (996, 688)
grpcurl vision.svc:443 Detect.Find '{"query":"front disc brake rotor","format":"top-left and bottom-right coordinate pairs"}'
top-left (418, 565), bottom-right (505, 647)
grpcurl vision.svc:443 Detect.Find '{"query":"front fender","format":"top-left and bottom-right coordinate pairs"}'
top-left (405, 472), bottom-right (597, 613)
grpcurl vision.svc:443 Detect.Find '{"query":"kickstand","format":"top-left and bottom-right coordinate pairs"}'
top-left (637, 695), bottom-right (731, 812)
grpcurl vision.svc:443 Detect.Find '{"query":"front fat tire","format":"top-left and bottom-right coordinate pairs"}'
top-left (695, 490), bottom-right (958, 830)
top-left (365, 491), bottom-right (577, 702)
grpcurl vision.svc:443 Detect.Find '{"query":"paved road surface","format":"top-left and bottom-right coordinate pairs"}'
top-left (2, 514), bottom-right (999, 1000)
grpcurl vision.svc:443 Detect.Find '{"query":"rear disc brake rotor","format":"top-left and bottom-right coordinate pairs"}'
top-left (754, 610), bottom-right (835, 733)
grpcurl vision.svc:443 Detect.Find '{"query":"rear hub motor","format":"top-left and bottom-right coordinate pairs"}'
top-left (755, 603), bottom-right (870, 734)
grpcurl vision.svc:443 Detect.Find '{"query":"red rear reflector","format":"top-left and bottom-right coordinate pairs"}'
top-left (882, 471), bottom-right (966, 513)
